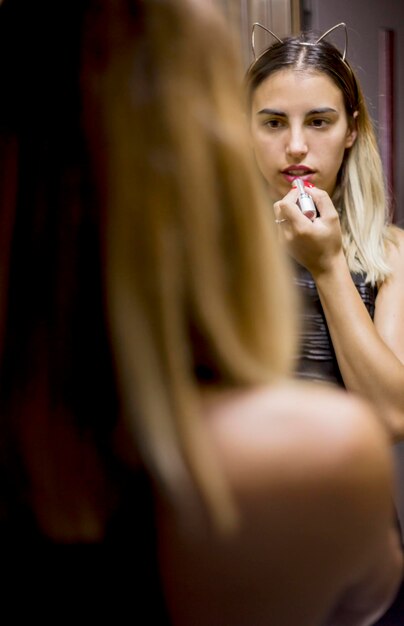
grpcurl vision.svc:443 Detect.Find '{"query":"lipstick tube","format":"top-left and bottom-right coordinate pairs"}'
top-left (293, 178), bottom-right (317, 220)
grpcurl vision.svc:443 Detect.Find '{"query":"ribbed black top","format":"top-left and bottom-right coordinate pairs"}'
top-left (293, 262), bottom-right (377, 387)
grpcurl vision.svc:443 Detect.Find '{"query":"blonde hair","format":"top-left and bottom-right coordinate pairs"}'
top-left (336, 86), bottom-right (395, 285)
top-left (86, 0), bottom-right (296, 529)
top-left (246, 35), bottom-right (395, 285)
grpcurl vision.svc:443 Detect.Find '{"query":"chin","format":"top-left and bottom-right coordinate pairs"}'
top-left (267, 182), bottom-right (284, 198)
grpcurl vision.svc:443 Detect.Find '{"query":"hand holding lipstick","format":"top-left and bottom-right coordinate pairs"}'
top-left (273, 184), bottom-right (344, 277)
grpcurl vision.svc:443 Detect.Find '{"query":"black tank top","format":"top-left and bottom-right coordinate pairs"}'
top-left (293, 262), bottom-right (377, 387)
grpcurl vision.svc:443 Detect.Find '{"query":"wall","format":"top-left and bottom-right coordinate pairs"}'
top-left (215, 0), bottom-right (298, 69)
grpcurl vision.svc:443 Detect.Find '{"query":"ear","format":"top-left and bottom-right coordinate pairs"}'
top-left (345, 110), bottom-right (358, 148)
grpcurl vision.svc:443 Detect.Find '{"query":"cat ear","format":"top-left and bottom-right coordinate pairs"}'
top-left (251, 23), bottom-right (283, 61)
top-left (251, 22), bottom-right (348, 64)
top-left (315, 22), bottom-right (348, 62)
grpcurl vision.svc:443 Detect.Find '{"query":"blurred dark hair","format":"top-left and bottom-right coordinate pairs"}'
top-left (0, 0), bottom-right (125, 538)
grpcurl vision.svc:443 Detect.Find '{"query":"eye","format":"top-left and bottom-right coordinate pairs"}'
top-left (309, 118), bottom-right (330, 128)
top-left (264, 118), bottom-right (285, 129)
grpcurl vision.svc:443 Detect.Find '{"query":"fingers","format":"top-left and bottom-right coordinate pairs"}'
top-left (274, 186), bottom-right (336, 225)
top-left (308, 187), bottom-right (336, 219)
top-left (274, 188), bottom-right (310, 227)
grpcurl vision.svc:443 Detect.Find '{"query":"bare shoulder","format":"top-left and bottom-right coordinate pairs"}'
top-left (204, 381), bottom-right (392, 492)
top-left (386, 224), bottom-right (404, 270)
top-left (204, 381), bottom-right (396, 577)
top-left (204, 381), bottom-right (398, 590)
top-left (161, 383), bottom-right (400, 626)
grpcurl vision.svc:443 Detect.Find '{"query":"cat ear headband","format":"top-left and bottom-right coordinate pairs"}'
top-left (251, 22), bottom-right (348, 63)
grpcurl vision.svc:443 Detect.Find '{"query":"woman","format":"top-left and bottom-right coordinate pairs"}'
top-left (0, 3), bottom-right (401, 624)
top-left (246, 25), bottom-right (404, 442)
top-left (246, 25), bottom-right (404, 624)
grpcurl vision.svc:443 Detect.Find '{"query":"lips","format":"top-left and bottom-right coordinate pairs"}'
top-left (281, 166), bottom-right (315, 184)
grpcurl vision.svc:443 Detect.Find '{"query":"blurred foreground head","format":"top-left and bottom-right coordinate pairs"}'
top-left (0, 0), bottom-right (294, 537)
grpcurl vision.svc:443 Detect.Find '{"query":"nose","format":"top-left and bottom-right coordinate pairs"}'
top-left (286, 125), bottom-right (308, 158)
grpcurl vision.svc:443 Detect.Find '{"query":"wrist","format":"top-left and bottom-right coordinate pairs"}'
top-left (311, 249), bottom-right (348, 284)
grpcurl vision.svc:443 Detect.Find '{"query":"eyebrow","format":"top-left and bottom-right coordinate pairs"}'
top-left (257, 107), bottom-right (338, 116)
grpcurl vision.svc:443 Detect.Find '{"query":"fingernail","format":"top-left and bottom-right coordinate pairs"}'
top-left (304, 181), bottom-right (315, 188)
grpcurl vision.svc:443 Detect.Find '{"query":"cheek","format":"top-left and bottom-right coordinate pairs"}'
top-left (252, 136), bottom-right (277, 170)
top-left (321, 133), bottom-right (349, 167)
top-left (251, 136), bottom-right (265, 167)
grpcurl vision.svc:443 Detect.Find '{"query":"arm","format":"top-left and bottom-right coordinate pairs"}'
top-left (276, 188), bottom-right (404, 440)
top-left (158, 384), bottom-right (403, 626)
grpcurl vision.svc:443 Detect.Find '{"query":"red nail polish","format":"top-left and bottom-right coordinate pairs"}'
top-left (304, 181), bottom-right (315, 188)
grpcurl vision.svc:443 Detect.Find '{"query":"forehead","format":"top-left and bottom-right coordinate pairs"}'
top-left (251, 69), bottom-right (345, 114)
